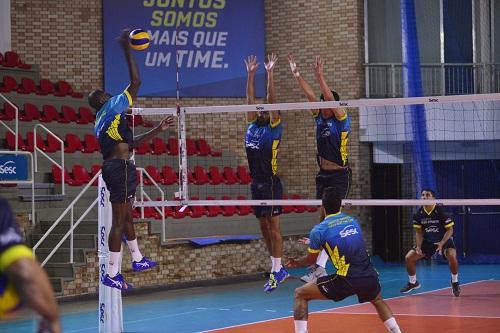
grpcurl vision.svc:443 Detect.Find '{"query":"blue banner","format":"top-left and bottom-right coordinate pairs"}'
top-left (103, 0), bottom-right (265, 97)
top-left (0, 155), bottom-right (28, 181)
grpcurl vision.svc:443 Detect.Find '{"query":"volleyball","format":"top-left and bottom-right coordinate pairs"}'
top-left (0, 276), bottom-right (22, 317)
top-left (128, 29), bottom-right (151, 51)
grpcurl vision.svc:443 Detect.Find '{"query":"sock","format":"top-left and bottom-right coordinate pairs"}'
top-left (451, 273), bottom-right (458, 283)
top-left (126, 238), bottom-right (143, 262)
top-left (107, 251), bottom-right (121, 277)
top-left (270, 256), bottom-right (275, 271)
top-left (316, 250), bottom-right (328, 268)
top-left (383, 317), bottom-right (401, 333)
top-left (272, 257), bottom-right (282, 273)
top-left (409, 275), bottom-right (417, 284)
top-left (294, 320), bottom-right (308, 333)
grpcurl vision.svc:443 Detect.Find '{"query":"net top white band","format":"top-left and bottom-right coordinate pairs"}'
top-left (131, 93), bottom-right (500, 116)
top-left (135, 199), bottom-right (500, 207)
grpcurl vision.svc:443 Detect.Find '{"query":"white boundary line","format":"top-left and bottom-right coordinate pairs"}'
top-left (315, 312), bottom-right (500, 319)
top-left (200, 279), bottom-right (497, 333)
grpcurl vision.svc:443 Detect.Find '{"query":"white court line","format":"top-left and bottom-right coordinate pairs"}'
top-left (316, 312), bottom-right (500, 319)
top-left (200, 279), bottom-right (495, 332)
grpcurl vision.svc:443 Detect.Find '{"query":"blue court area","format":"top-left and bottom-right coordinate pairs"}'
top-left (1, 262), bottom-right (499, 333)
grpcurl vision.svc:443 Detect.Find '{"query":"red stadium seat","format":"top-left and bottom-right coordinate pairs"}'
top-left (127, 114), bottom-right (143, 127)
top-left (135, 141), bottom-right (151, 155)
top-left (21, 103), bottom-right (41, 121)
top-left (5, 132), bottom-right (27, 151)
top-left (236, 195), bottom-right (253, 216)
top-left (144, 165), bottom-right (163, 185)
top-left (47, 133), bottom-right (62, 152)
top-left (189, 197), bottom-right (205, 218)
top-left (65, 133), bottom-right (84, 153)
top-left (0, 102), bottom-right (16, 121)
top-left (3, 51), bottom-right (19, 68)
top-left (208, 166), bottom-right (224, 185)
top-left (26, 132), bottom-right (53, 152)
top-left (72, 164), bottom-right (91, 184)
top-left (292, 194), bottom-right (307, 213)
top-left (236, 166), bottom-right (252, 184)
top-left (18, 77), bottom-right (37, 94)
top-left (205, 196), bottom-right (222, 217)
top-left (223, 166), bottom-right (238, 185)
top-left (167, 137), bottom-right (179, 156)
top-left (54, 80), bottom-right (71, 97)
top-left (60, 106), bottom-right (78, 123)
top-left (77, 107), bottom-right (94, 124)
top-left (196, 139), bottom-right (220, 157)
top-left (186, 138), bottom-right (198, 156)
top-left (221, 196), bottom-right (238, 216)
top-left (193, 166), bottom-right (209, 185)
top-left (91, 165), bottom-right (102, 186)
top-left (281, 195), bottom-right (295, 214)
top-left (151, 137), bottom-right (167, 155)
top-left (0, 75), bottom-right (18, 93)
top-left (52, 165), bottom-right (79, 186)
top-left (161, 165), bottom-right (178, 185)
top-left (0, 52), bottom-right (3, 66)
top-left (40, 105), bottom-right (60, 123)
top-left (83, 134), bottom-right (99, 153)
top-left (38, 79), bottom-right (55, 95)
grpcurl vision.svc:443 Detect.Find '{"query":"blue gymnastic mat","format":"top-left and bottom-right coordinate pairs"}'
top-left (189, 235), bottom-right (259, 246)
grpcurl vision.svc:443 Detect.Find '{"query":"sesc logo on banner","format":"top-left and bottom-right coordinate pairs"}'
top-left (0, 155), bottom-right (28, 181)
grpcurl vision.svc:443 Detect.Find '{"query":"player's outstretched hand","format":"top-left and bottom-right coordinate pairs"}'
top-left (244, 55), bottom-right (259, 74)
top-left (264, 53), bottom-right (278, 72)
top-left (118, 29), bottom-right (131, 50)
top-left (160, 116), bottom-right (175, 131)
top-left (298, 237), bottom-right (310, 245)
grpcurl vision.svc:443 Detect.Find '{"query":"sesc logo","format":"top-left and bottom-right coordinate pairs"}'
top-left (100, 263), bottom-right (106, 279)
top-left (99, 302), bottom-right (105, 323)
top-left (0, 161), bottom-right (16, 175)
top-left (255, 106), bottom-right (264, 111)
top-left (100, 226), bottom-right (106, 247)
top-left (99, 186), bottom-right (106, 207)
top-left (339, 225), bottom-right (359, 238)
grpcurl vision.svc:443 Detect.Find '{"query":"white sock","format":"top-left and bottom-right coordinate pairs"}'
top-left (126, 238), bottom-right (143, 262)
top-left (107, 251), bottom-right (121, 277)
top-left (409, 275), bottom-right (417, 284)
top-left (383, 317), bottom-right (401, 333)
top-left (270, 256), bottom-right (275, 271)
top-left (451, 273), bottom-right (458, 283)
top-left (316, 250), bottom-right (328, 268)
top-left (272, 257), bottom-right (282, 273)
top-left (294, 320), bottom-right (308, 333)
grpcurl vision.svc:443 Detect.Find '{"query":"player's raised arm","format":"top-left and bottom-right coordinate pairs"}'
top-left (265, 53), bottom-right (280, 125)
top-left (287, 53), bottom-right (318, 115)
top-left (118, 29), bottom-right (141, 101)
top-left (245, 55), bottom-right (259, 122)
top-left (311, 55), bottom-right (346, 120)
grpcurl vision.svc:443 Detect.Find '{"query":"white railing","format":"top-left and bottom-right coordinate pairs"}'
top-left (0, 93), bottom-right (19, 151)
top-left (364, 62), bottom-right (500, 98)
top-left (34, 124), bottom-right (65, 195)
top-left (34, 165), bottom-right (167, 266)
top-left (136, 167), bottom-right (166, 242)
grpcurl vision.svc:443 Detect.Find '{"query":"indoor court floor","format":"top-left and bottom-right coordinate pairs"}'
top-left (1, 263), bottom-right (499, 333)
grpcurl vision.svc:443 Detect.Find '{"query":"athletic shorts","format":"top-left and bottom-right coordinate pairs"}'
top-left (250, 176), bottom-right (283, 218)
top-left (315, 167), bottom-right (352, 199)
top-left (416, 239), bottom-right (456, 259)
top-left (102, 159), bottom-right (137, 203)
top-left (317, 273), bottom-right (381, 304)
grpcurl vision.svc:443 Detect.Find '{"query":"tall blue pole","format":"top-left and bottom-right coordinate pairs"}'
top-left (401, 0), bottom-right (437, 196)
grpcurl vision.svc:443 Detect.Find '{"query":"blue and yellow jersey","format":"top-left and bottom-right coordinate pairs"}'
top-left (308, 212), bottom-right (376, 277)
top-left (413, 206), bottom-right (454, 243)
top-left (0, 198), bottom-right (34, 307)
top-left (245, 117), bottom-right (282, 181)
top-left (94, 90), bottom-right (134, 159)
top-left (314, 112), bottom-right (350, 167)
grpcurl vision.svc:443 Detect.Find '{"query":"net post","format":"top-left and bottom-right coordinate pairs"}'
top-left (177, 103), bottom-right (189, 201)
top-left (98, 175), bottom-right (123, 333)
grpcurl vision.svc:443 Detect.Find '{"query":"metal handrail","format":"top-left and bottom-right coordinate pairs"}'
top-left (137, 167), bottom-right (166, 242)
top-left (34, 124), bottom-right (65, 195)
top-left (33, 171), bottom-right (101, 266)
top-left (0, 93), bottom-right (19, 151)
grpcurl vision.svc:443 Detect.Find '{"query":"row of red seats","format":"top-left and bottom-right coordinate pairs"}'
top-left (51, 164), bottom-right (252, 186)
top-left (4, 130), bottom-right (220, 158)
top-left (0, 51), bottom-right (31, 70)
top-left (5, 132), bottom-right (99, 154)
top-left (0, 102), bottom-right (94, 124)
top-left (136, 194), bottom-right (317, 219)
top-left (0, 75), bottom-right (83, 98)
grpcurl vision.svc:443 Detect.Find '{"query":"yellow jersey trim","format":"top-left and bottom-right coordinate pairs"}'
top-left (325, 212), bottom-right (342, 219)
top-left (271, 139), bottom-right (279, 175)
top-left (308, 248), bottom-right (321, 254)
top-left (325, 243), bottom-right (350, 276)
top-left (0, 245), bottom-right (34, 272)
top-left (445, 221), bottom-right (455, 229)
top-left (336, 110), bottom-right (348, 121)
top-left (413, 224), bottom-right (422, 229)
top-left (106, 114), bottom-right (124, 141)
top-left (423, 205), bottom-right (436, 215)
top-left (270, 117), bottom-right (281, 128)
top-left (340, 131), bottom-right (349, 165)
top-left (124, 89), bottom-right (133, 107)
